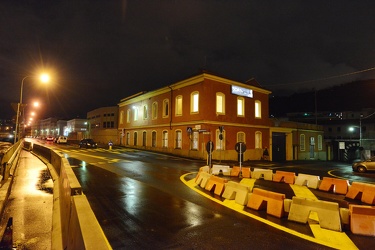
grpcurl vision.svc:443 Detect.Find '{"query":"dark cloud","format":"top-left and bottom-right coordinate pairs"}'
top-left (1, 0), bottom-right (375, 119)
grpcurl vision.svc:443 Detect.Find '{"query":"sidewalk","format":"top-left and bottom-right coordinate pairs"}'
top-left (0, 150), bottom-right (53, 249)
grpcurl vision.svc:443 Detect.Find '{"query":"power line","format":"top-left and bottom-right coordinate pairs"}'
top-left (264, 66), bottom-right (375, 87)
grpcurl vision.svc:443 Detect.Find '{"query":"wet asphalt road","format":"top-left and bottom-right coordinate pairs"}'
top-left (52, 145), bottom-right (375, 249)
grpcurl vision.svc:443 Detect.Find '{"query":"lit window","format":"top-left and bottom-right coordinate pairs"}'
top-left (237, 97), bottom-right (244, 116)
top-left (120, 111), bottom-right (124, 124)
top-left (255, 100), bottom-right (261, 118)
top-left (191, 92), bottom-right (199, 113)
top-left (216, 92), bottom-right (225, 114)
top-left (133, 107), bottom-right (138, 121)
top-left (176, 95), bottom-right (182, 116)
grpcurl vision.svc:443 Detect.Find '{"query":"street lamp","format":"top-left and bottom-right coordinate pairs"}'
top-left (14, 74), bottom-right (50, 143)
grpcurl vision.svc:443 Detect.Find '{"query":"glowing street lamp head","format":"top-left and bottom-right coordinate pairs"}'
top-left (40, 73), bottom-right (50, 83)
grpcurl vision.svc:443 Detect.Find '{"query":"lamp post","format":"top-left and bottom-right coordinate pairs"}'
top-left (14, 74), bottom-right (50, 143)
top-left (359, 114), bottom-right (362, 147)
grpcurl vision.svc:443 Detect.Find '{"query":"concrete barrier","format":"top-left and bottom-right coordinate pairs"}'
top-left (33, 144), bottom-right (111, 250)
top-left (69, 195), bottom-right (112, 249)
top-left (346, 182), bottom-right (375, 205)
top-left (247, 188), bottom-right (286, 218)
top-left (287, 196), bottom-right (342, 232)
top-left (222, 181), bottom-right (250, 205)
top-left (272, 170), bottom-right (295, 184)
top-left (195, 172), bottom-right (211, 188)
top-left (294, 173), bottom-right (321, 189)
top-left (211, 165), bottom-right (231, 176)
top-left (230, 166), bottom-right (251, 178)
top-left (318, 177), bottom-right (350, 195)
top-left (251, 168), bottom-right (273, 181)
top-left (349, 205), bottom-right (375, 236)
top-left (205, 175), bottom-right (228, 196)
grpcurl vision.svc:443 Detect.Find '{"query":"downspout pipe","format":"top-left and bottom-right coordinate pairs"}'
top-left (168, 86), bottom-right (173, 130)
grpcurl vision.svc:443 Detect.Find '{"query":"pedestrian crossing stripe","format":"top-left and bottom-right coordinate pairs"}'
top-left (180, 173), bottom-right (358, 250)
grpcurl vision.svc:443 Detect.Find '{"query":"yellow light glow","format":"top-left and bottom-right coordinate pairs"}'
top-left (40, 73), bottom-right (50, 83)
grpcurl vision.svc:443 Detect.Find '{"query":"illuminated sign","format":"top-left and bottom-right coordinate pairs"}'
top-left (231, 85), bottom-right (253, 98)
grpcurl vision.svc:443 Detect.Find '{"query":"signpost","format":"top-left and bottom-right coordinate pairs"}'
top-left (235, 142), bottom-right (246, 178)
top-left (206, 141), bottom-right (214, 171)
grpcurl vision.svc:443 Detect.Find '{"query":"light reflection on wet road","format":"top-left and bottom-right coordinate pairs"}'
top-left (64, 149), bottom-right (345, 250)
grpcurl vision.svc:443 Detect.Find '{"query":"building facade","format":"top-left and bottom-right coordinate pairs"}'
top-left (118, 72), bottom-right (325, 161)
top-left (287, 108), bottom-right (375, 161)
top-left (87, 106), bottom-right (119, 144)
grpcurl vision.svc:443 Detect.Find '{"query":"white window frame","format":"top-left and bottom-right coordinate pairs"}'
top-left (133, 107), bottom-right (138, 121)
top-left (152, 102), bottom-right (158, 120)
top-left (162, 130), bottom-right (168, 148)
top-left (163, 99), bottom-right (169, 118)
top-left (175, 130), bottom-right (182, 149)
top-left (143, 105), bottom-right (148, 120)
top-left (175, 95), bottom-right (183, 116)
top-left (216, 92), bottom-right (225, 114)
top-left (126, 109), bottom-right (131, 123)
top-left (255, 100), bottom-right (261, 118)
top-left (237, 131), bottom-right (246, 143)
top-left (255, 131), bottom-right (262, 149)
top-left (191, 91), bottom-right (199, 113)
top-left (237, 97), bottom-right (245, 117)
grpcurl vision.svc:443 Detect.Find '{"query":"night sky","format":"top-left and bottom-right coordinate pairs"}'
top-left (1, 0), bottom-right (375, 120)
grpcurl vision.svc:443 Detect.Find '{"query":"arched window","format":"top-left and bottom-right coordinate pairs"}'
top-left (237, 131), bottom-right (246, 143)
top-left (255, 131), bottom-right (262, 148)
top-left (190, 91), bottom-right (199, 113)
top-left (142, 131), bottom-right (147, 146)
top-left (175, 130), bottom-right (182, 149)
top-left (143, 105), bottom-right (148, 119)
top-left (126, 109), bottom-right (131, 123)
top-left (133, 131), bottom-right (138, 146)
top-left (152, 131), bottom-right (157, 147)
top-left (163, 99), bottom-right (169, 117)
top-left (162, 130), bottom-right (168, 147)
top-left (152, 102), bottom-right (158, 119)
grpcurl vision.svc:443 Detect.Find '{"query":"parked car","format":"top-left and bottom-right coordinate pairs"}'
top-left (79, 139), bottom-right (97, 148)
top-left (352, 156), bottom-right (375, 173)
top-left (46, 136), bottom-right (54, 142)
top-left (56, 136), bottom-right (67, 144)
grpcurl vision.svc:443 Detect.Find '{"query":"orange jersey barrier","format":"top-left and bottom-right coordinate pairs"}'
top-left (247, 188), bottom-right (285, 218)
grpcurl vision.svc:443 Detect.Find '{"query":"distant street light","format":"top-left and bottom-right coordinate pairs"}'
top-left (14, 74), bottom-right (50, 143)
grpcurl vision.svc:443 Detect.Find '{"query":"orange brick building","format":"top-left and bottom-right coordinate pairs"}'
top-left (117, 72), bottom-right (325, 161)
